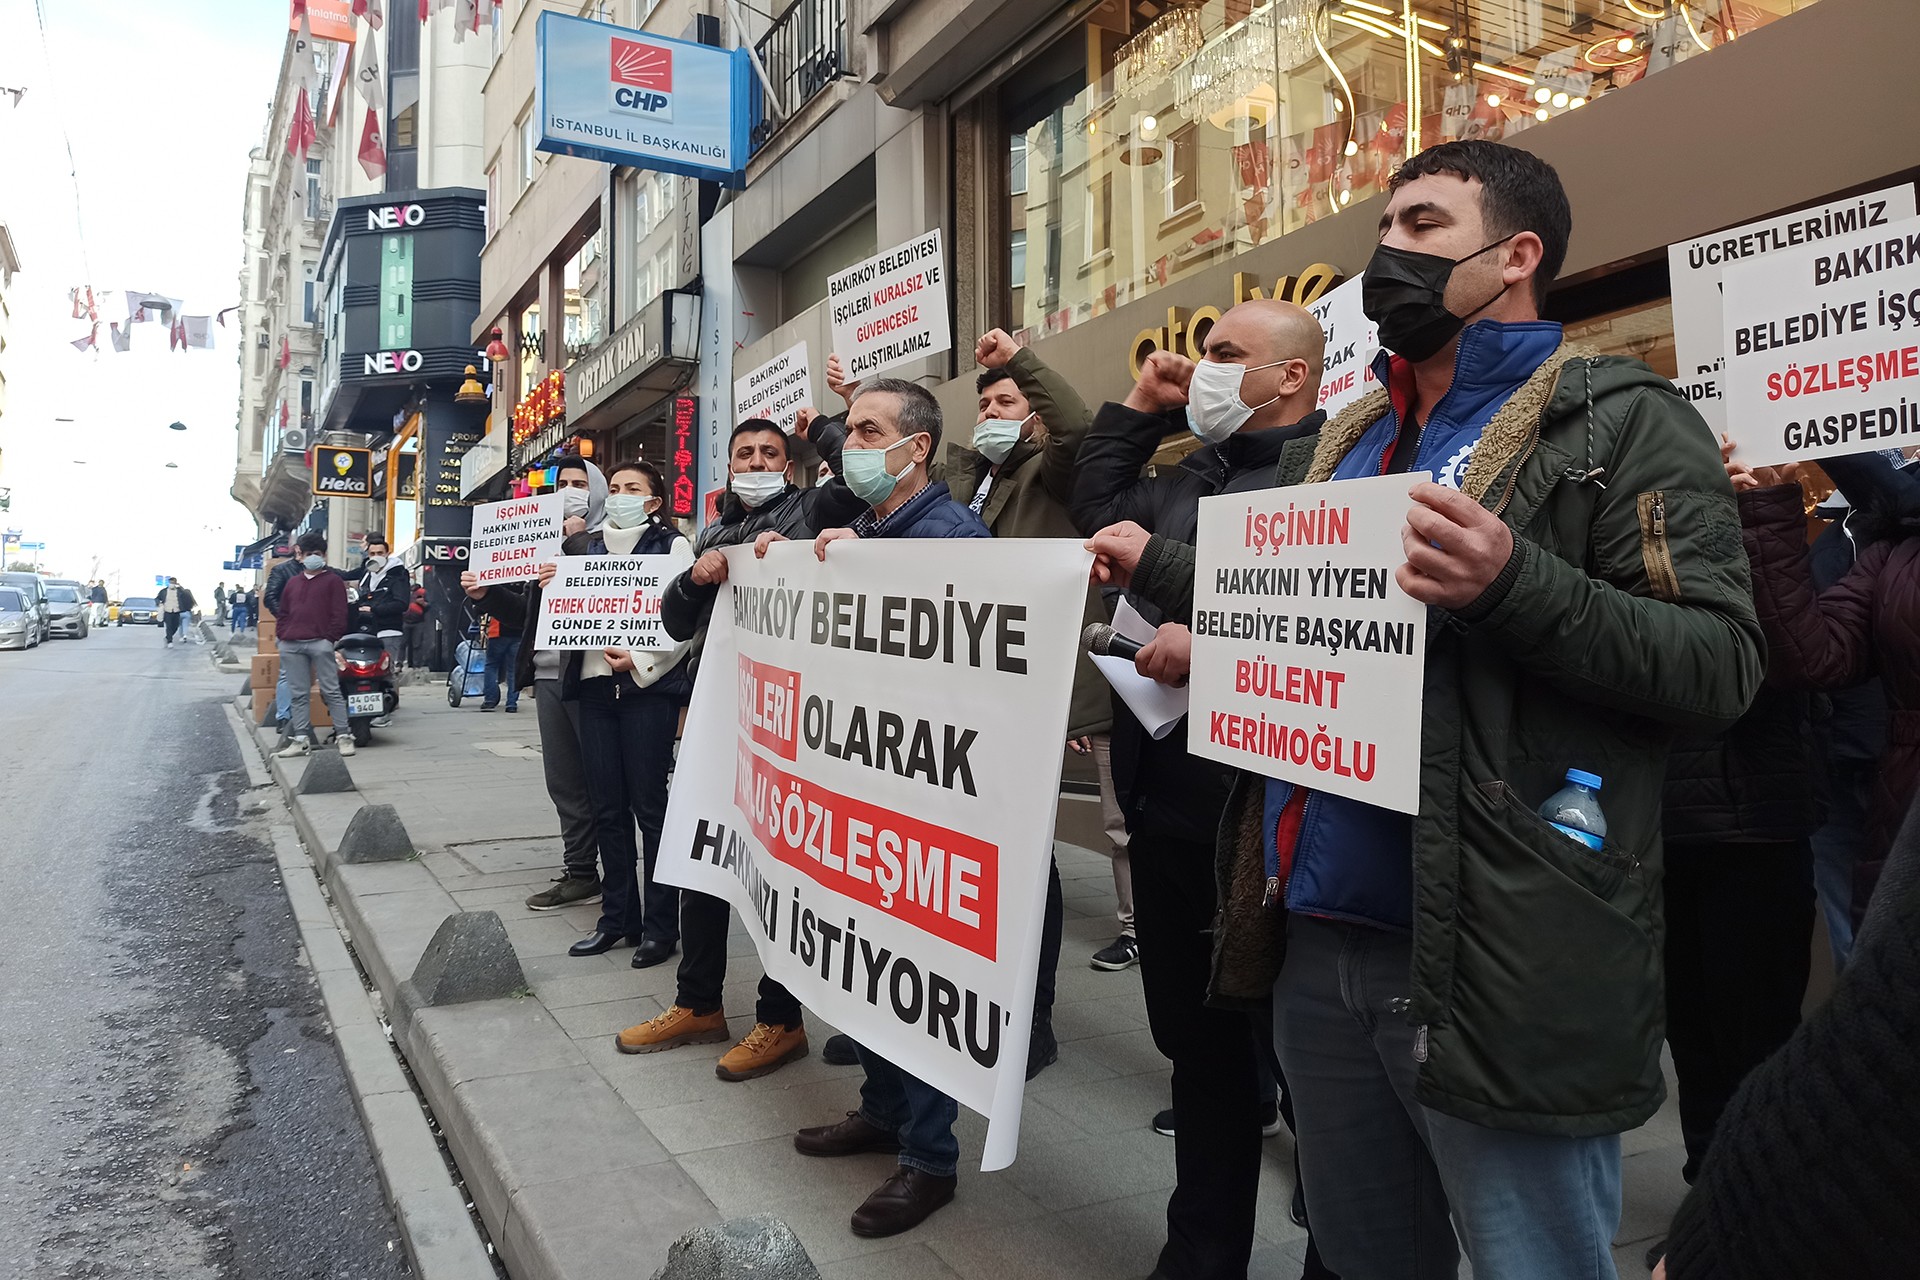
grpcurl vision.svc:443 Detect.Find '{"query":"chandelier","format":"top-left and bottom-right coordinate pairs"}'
top-left (1175, 0), bottom-right (1325, 121)
top-left (1118, 5), bottom-right (1205, 97)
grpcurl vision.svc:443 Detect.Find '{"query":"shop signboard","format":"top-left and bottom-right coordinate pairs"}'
top-left (535, 12), bottom-right (752, 187)
top-left (312, 447), bottom-right (373, 497)
top-left (1187, 474), bottom-right (1432, 815)
top-left (666, 395), bottom-right (699, 520)
top-left (1667, 184), bottom-right (1916, 435)
top-left (1720, 215), bottom-right (1920, 466)
top-left (828, 231), bottom-right (951, 381)
top-left (734, 341), bottom-right (814, 434)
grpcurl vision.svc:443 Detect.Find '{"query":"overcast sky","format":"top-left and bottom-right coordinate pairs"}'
top-left (0, 0), bottom-right (289, 596)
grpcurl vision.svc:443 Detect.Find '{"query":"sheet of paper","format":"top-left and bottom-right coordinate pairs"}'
top-left (1093, 597), bottom-right (1187, 740)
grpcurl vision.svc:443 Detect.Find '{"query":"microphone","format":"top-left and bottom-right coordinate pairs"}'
top-left (1083, 622), bottom-right (1144, 662)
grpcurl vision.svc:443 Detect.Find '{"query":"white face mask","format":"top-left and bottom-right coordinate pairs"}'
top-left (603, 493), bottom-right (658, 528)
top-left (1186, 358), bottom-right (1290, 443)
top-left (730, 470), bottom-right (787, 508)
top-left (560, 487), bottom-right (590, 519)
top-left (364, 555), bottom-right (387, 574)
top-left (971, 414), bottom-right (1030, 465)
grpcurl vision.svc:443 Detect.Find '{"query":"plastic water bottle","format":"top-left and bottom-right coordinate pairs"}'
top-left (1539, 769), bottom-right (1608, 850)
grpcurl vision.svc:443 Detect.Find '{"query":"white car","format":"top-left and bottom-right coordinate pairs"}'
top-left (0, 586), bottom-right (39, 650)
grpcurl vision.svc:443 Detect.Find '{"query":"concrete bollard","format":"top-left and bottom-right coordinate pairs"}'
top-left (335, 803), bottom-right (414, 864)
top-left (650, 1216), bottom-right (821, 1280)
top-left (295, 749), bottom-right (355, 795)
top-left (392, 912), bottom-right (529, 1044)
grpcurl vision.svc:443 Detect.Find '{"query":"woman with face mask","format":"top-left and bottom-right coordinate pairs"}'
top-left (540, 459), bottom-right (695, 965)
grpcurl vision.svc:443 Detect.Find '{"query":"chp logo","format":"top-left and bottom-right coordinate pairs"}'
top-left (609, 36), bottom-right (673, 122)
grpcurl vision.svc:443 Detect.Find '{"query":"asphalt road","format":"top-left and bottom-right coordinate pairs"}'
top-left (0, 622), bottom-right (409, 1279)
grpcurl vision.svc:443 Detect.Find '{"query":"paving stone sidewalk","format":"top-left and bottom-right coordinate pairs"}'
top-left (291, 687), bottom-right (1690, 1279)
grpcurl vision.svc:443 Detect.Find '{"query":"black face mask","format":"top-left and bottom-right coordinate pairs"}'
top-left (1361, 235), bottom-right (1517, 362)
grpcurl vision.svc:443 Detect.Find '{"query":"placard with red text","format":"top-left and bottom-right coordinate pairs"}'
top-left (656, 539), bottom-right (1089, 1171)
top-left (468, 492), bottom-right (564, 587)
top-left (1188, 473), bottom-right (1430, 814)
top-left (533, 555), bottom-right (676, 648)
top-left (1721, 215), bottom-right (1920, 466)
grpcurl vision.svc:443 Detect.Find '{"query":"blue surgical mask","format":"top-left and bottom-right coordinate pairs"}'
top-left (842, 436), bottom-right (921, 506)
top-left (971, 414), bottom-right (1029, 465)
top-left (302, 555), bottom-right (325, 571)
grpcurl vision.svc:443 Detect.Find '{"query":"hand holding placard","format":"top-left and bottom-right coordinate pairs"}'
top-left (1397, 482), bottom-right (1516, 610)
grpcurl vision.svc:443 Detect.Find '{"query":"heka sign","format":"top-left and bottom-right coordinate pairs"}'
top-left (365, 204), bottom-right (425, 231)
top-left (609, 37), bottom-right (673, 122)
top-left (363, 349), bottom-right (424, 376)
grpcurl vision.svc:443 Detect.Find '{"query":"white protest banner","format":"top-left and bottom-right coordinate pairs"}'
top-left (1187, 473), bottom-right (1431, 813)
top-left (534, 555), bottom-right (676, 648)
top-left (1308, 275), bottom-right (1380, 419)
top-left (735, 341), bottom-right (814, 434)
top-left (469, 492), bottom-right (565, 587)
top-left (828, 230), bottom-right (951, 381)
top-left (1721, 216), bottom-right (1920, 466)
top-left (656, 538), bottom-right (1089, 1170)
top-left (1667, 185), bottom-right (1915, 436)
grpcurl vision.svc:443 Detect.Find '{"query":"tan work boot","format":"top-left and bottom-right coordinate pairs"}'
top-left (615, 1005), bottom-right (729, 1055)
top-left (715, 1022), bottom-right (810, 1082)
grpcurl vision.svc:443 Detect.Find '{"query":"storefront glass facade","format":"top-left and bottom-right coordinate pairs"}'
top-left (1000, 0), bottom-right (1820, 343)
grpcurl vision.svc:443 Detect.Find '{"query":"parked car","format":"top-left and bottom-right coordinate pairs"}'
top-left (0, 572), bottom-right (51, 643)
top-left (44, 583), bottom-right (90, 639)
top-left (0, 587), bottom-right (38, 649)
top-left (117, 596), bottom-right (161, 626)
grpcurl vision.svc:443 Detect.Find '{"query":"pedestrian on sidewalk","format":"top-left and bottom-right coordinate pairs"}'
top-left (479, 614), bottom-right (520, 711)
top-left (783, 379), bottom-right (987, 1240)
top-left (546, 459), bottom-right (693, 964)
top-left (465, 456), bottom-right (608, 912)
top-left (616, 417), bottom-right (860, 1080)
top-left (356, 537), bottom-right (410, 726)
top-left (230, 586), bottom-right (250, 634)
top-left (88, 580), bottom-right (107, 626)
top-left (274, 532), bottom-right (355, 758)
top-left (158, 576), bottom-right (196, 645)
top-left (214, 583), bottom-right (227, 621)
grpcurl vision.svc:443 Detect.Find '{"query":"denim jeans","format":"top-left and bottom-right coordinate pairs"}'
top-left (855, 1044), bottom-right (960, 1177)
top-left (279, 638), bottom-right (350, 742)
top-left (1811, 758), bottom-right (1875, 969)
top-left (575, 677), bottom-right (681, 944)
top-left (484, 637), bottom-right (521, 708)
top-left (1275, 914), bottom-right (1622, 1280)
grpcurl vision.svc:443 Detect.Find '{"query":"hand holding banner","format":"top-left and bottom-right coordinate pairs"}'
top-left (534, 555), bottom-right (675, 648)
top-left (469, 493), bottom-right (565, 587)
top-left (655, 538), bottom-right (1090, 1170)
top-left (1187, 474), bottom-right (1431, 814)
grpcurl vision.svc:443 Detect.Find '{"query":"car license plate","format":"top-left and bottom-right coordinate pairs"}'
top-left (347, 693), bottom-right (385, 715)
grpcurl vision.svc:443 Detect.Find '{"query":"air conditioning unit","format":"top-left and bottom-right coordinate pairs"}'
top-left (281, 426), bottom-right (310, 453)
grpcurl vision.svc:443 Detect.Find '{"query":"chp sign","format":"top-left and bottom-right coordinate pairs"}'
top-left (1721, 215), bottom-right (1920, 465)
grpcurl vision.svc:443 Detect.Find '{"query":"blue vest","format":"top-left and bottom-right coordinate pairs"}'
top-left (1263, 319), bottom-right (1563, 930)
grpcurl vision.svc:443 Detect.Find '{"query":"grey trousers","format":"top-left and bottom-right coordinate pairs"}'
top-left (279, 638), bottom-right (350, 742)
top-left (534, 678), bottom-right (599, 878)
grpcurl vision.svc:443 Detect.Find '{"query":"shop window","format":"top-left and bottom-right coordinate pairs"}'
top-left (393, 103), bottom-right (417, 151)
top-left (565, 228), bottom-right (608, 362)
top-left (780, 209), bottom-right (877, 323)
top-left (1563, 298), bottom-right (1678, 381)
top-left (518, 109), bottom-right (537, 193)
top-left (992, 0), bottom-right (1821, 344)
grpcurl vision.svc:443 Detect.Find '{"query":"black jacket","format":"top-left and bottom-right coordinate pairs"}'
top-left (1068, 402), bottom-right (1326, 843)
top-left (158, 585), bottom-right (197, 614)
top-left (1662, 685), bottom-right (1817, 844)
top-left (1662, 790), bottom-right (1920, 1280)
top-left (263, 561), bottom-right (298, 618)
top-left (354, 562), bottom-right (411, 633)
top-left (660, 422), bottom-right (862, 644)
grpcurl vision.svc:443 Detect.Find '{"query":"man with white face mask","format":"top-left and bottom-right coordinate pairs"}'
top-left (356, 535), bottom-right (410, 725)
top-left (1068, 298), bottom-right (1325, 1280)
top-left (464, 454), bottom-right (609, 910)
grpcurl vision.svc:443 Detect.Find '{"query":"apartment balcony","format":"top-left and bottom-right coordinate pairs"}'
top-left (751, 0), bottom-right (851, 149)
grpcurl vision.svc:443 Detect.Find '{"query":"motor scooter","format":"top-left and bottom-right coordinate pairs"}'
top-left (335, 631), bottom-right (399, 746)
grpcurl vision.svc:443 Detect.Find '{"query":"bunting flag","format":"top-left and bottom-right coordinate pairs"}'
top-left (353, 0), bottom-right (384, 29)
top-left (357, 27), bottom-right (382, 108)
top-left (287, 86), bottom-right (317, 159)
top-left (418, 0), bottom-right (429, 21)
top-left (70, 325), bottom-right (99, 353)
top-left (180, 316), bottom-right (216, 349)
top-left (358, 106), bottom-right (387, 179)
top-left (109, 322), bottom-right (131, 353)
top-left (170, 316), bottom-right (186, 351)
top-left (279, 336), bottom-right (292, 369)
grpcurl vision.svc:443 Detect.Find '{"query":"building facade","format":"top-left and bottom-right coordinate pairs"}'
top-left (0, 220), bottom-right (17, 499)
top-left (722, 0), bottom-right (1912, 460)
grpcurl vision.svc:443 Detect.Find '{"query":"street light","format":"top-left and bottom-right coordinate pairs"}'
top-left (167, 421), bottom-right (187, 432)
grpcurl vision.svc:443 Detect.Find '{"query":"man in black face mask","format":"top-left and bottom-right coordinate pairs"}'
top-left (1087, 140), bottom-right (1763, 1280)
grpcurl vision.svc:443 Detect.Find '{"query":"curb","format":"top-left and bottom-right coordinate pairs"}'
top-left (224, 703), bottom-right (501, 1279)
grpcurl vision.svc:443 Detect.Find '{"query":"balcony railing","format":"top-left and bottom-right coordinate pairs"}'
top-left (752, 0), bottom-right (849, 147)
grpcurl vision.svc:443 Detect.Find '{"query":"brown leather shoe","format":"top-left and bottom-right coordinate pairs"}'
top-left (794, 1111), bottom-right (902, 1158)
top-left (850, 1166), bottom-right (957, 1237)
top-left (715, 1022), bottom-right (809, 1082)
top-left (615, 1005), bottom-right (728, 1055)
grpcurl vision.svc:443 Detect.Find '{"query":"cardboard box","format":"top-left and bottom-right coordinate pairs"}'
top-left (250, 654), bottom-right (279, 722)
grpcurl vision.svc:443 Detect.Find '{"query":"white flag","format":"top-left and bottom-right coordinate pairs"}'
top-left (357, 29), bottom-right (382, 109)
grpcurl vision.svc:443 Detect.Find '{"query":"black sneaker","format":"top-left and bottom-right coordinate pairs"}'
top-left (1026, 1021), bottom-right (1059, 1081)
top-left (1645, 1240), bottom-right (1667, 1272)
top-left (525, 875), bottom-right (603, 911)
top-left (1151, 1108), bottom-right (1176, 1137)
top-left (1091, 935), bottom-right (1140, 971)
top-left (822, 1033), bottom-right (860, 1066)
